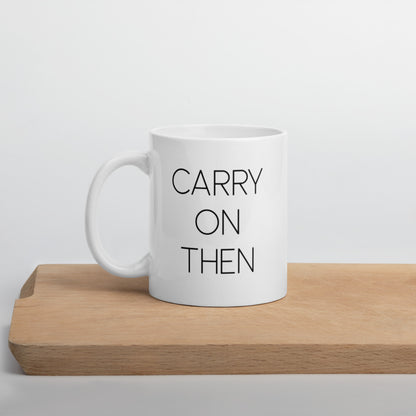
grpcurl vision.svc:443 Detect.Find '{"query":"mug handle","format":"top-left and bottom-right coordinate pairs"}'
top-left (85, 151), bottom-right (150, 278)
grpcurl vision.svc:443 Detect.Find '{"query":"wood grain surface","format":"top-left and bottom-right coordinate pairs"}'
top-left (8, 264), bottom-right (416, 375)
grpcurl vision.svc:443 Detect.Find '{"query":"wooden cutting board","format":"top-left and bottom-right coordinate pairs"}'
top-left (8, 263), bottom-right (416, 375)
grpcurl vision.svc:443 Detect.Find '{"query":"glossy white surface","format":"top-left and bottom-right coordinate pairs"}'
top-left (86, 126), bottom-right (287, 306)
top-left (86, 151), bottom-right (150, 277)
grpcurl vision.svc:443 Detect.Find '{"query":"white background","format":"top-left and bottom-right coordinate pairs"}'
top-left (1, 1), bottom-right (415, 415)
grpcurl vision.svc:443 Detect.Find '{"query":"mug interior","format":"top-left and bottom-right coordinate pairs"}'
top-left (151, 124), bottom-right (284, 140)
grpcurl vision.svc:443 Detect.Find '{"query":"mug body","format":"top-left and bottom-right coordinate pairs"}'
top-left (148, 125), bottom-right (287, 307)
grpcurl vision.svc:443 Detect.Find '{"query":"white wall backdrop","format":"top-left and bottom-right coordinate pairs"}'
top-left (1, 0), bottom-right (416, 311)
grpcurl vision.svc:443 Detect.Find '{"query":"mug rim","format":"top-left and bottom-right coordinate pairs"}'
top-left (150, 124), bottom-right (286, 141)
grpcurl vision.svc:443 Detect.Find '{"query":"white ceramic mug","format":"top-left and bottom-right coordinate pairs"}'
top-left (86, 124), bottom-right (287, 307)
